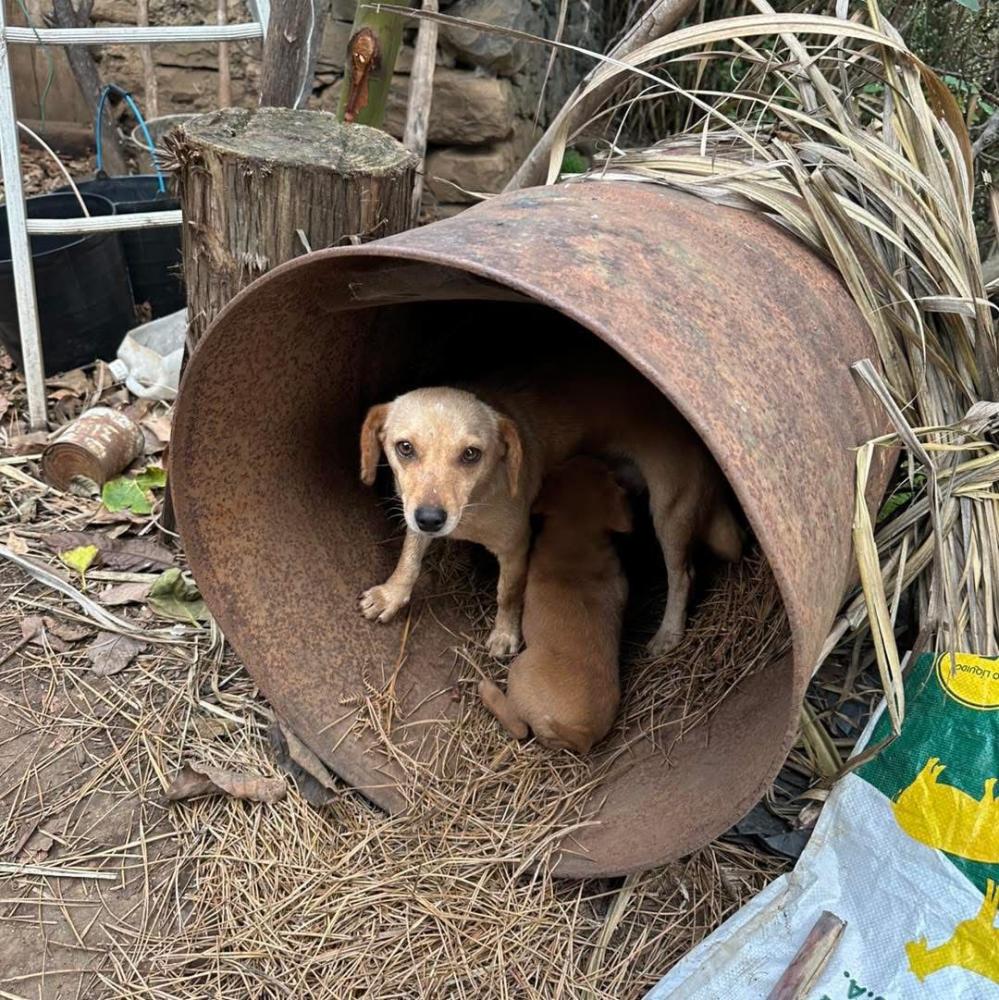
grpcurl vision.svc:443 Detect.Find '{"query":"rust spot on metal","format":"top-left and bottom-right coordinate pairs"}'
top-left (171, 182), bottom-right (893, 876)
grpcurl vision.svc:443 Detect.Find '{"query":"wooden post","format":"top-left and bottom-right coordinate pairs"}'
top-left (217, 0), bottom-right (232, 107)
top-left (137, 0), bottom-right (158, 118)
top-left (259, 0), bottom-right (330, 109)
top-left (168, 107), bottom-right (417, 350)
top-left (402, 0), bottom-right (438, 223)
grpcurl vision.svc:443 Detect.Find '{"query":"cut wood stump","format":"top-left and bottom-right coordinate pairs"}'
top-left (167, 107), bottom-right (418, 349)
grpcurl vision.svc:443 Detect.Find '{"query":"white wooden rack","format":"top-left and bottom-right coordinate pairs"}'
top-left (0, 1), bottom-right (270, 427)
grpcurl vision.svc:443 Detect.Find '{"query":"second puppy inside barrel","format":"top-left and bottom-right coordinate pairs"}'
top-left (479, 456), bottom-right (632, 754)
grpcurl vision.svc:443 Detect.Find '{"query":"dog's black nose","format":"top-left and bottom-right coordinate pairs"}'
top-left (414, 505), bottom-right (448, 533)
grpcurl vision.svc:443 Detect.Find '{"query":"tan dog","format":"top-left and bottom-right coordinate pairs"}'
top-left (478, 457), bottom-right (630, 753)
top-left (359, 354), bottom-right (741, 657)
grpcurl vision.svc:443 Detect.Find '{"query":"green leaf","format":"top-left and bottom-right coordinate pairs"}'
top-left (102, 477), bottom-right (153, 515)
top-left (952, 0), bottom-right (980, 10)
top-left (59, 544), bottom-right (98, 581)
top-left (560, 148), bottom-right (588, 174)
top-left (147, 568), bottom-right (208, 623)
top-left (877, 473), bottom-right (927, 524)
top-left (135, 466), bottom-right (167, 491)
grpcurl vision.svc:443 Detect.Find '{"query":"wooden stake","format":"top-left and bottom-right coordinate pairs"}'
top-left (217, 0), bottom-right (232, 107)
top-left (402, 0), bottom-right (438, 223)
top-left (137, 0), bottom-right (158, 119)
top-left (766, 911), bottom-right (846, 1000)
top-left (259, 0), bottom-right (330, 109)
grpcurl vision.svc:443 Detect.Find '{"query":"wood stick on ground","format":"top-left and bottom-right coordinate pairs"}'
top-left (137, 0), bottom-right (158, 119)
top-left (766, 911), bottom-right (847, 1000)
top-left (50, 0), bottom-right (128, 175)
top-left (217, 0), bottom-right (232, 107)
top-left (402, 0), bottom-right (439, 222)
top-left (503, 0), bottom-right (698, 192)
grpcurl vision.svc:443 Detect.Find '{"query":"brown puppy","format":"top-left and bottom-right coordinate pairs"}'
top-left (359, 353), bottom-right (741, 657)
top-left (478, 457), bottom-right (630, 753)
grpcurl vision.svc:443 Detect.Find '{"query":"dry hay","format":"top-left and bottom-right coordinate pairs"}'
top-left (411, 539), bottom-right (789, 758)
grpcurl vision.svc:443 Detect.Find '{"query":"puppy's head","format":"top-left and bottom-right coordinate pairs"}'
top-left (532, 456), bottom-right (632, 535)
top-left (360, 387), bottom-right (523, 538)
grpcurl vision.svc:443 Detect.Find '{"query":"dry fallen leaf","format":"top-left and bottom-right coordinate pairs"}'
top-left (101, 537), bottom-right (174, 572)
top-left (20, 615), bottom-right (70, 653)
top-left (16, 828), bottom-right (54, 864)
top-left (43, 531), bottom-right (174, 572)
top-left (47, 368), bottom-right (91, 397)
top-left (5, 430), bottom-right (49, 456)
top-left (141, 413), bottom-right (172, 446)
top-left (0, 391), bottom-right (10, 420)
top-left (86, 632), bottom-right (146, 676)
top-left (5, 531), bottom-right (28, 555)
top-left (98, 581), bottom-right (153, 606)
top-left (42, 616), bottom-right (92, 643)
top-left (165, 763), bottom-right (286, 804)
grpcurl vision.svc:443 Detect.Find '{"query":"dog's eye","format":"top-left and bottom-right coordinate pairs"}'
top-left (461, 446), bottom-right (482, 464)
top-left (395, 440), bottom-right (415, 459)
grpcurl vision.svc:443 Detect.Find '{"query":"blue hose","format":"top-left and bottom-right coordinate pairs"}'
top-left (95, 84), bottom-right (167, 193)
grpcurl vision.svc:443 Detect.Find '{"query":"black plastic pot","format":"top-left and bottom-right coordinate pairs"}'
top-left (56, 175), bottom-right (184, 318)
top-left (0, 192), bottom-right (134, 375)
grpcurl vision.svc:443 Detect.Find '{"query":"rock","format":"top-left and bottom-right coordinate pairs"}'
top-left (316, 18), bottom-right (353, 73)
top-left (438, 0), bottom-right (533, 76)
top-left (329, 0), bottom-right (358, 18)
top-left (383, 67), bottom-right (514, 145)
top-left (425, 119), bottom-right (534, 201)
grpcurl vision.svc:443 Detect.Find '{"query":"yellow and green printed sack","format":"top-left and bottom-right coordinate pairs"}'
top-left (647, 652), bottom-right (999, 999)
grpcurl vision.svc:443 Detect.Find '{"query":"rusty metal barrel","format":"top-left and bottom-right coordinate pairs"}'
top-left (171, 182), bottom-right (891, 876)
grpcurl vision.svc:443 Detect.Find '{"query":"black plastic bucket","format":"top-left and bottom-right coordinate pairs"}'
top-left (55, 176), bottom-right (184, 318)
top-left (0, 192), bottom-right (134, 375)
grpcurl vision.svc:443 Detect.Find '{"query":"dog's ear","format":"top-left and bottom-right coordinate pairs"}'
top-left (360, 403), bottom-right (389, 486)
top-left (606, 481), bottom-right (633, 534)
top-left (497, 415), bottom-right (523, 498)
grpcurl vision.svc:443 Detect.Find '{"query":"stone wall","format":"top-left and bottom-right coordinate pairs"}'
top-left (81, 0), bottom-right (611, 216)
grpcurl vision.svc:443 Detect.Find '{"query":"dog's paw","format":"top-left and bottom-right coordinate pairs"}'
top-left (647, 629), bottom-right (683, 657)
top-left (359, 584), bottom-right (409, 623)
top-left (486, 624), bottom-right (521, 659)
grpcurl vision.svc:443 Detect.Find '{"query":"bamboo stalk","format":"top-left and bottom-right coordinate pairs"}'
top-left (338, 4), bottom-right (411, 127)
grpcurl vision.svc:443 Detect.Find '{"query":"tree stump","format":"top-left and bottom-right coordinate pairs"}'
top-left (168, 107), bottom-right (418, 349)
